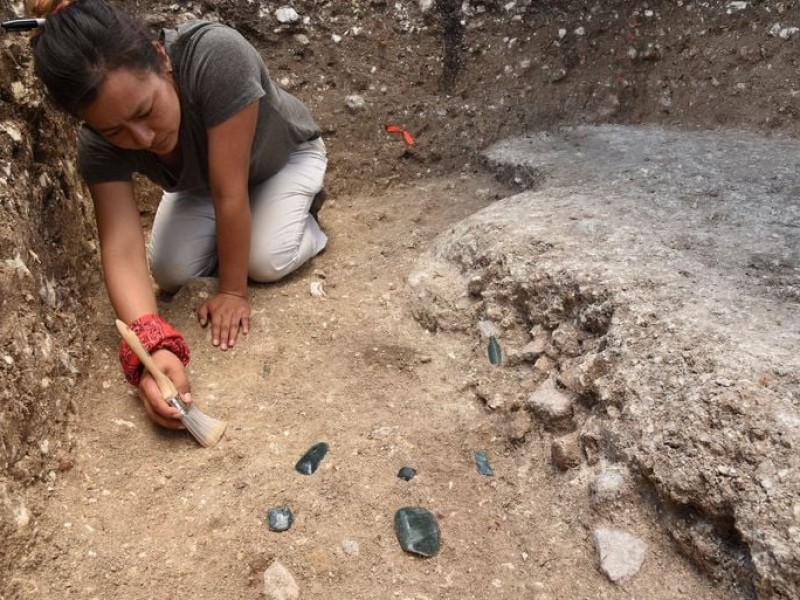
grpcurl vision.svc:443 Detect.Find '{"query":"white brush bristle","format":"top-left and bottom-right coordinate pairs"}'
top-left (181, 405), bottom-right (227, 448)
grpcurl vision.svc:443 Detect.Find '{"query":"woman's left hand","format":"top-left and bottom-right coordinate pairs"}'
top-left (198, 292), bottom-right (250, 350)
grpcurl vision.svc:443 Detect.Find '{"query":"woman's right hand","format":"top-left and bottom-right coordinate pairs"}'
top-left (137, 348), bottom-right (192, 429)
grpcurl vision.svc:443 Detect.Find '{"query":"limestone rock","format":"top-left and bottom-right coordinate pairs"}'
top-left (526, 377), bottom-right (574, 432)
top-left (593, 528), bottom-right (647, 583)
top-left (590, 469), bottom-right (629, 506)
top-left (409, 124), bottom-right (800, 594)
top-left (520, 338), bottom-right (547, 362)
top-left (263, 560), bottom-right (299, 600)
top-left (274, 7), bottom-right (299, 23)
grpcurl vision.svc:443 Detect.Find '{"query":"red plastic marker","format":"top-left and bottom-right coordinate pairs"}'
top-left (384, 124), bottom-right (416, 146)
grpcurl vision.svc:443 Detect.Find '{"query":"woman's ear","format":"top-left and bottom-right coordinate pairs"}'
top-left (152, 41), bottom-right (172, 74)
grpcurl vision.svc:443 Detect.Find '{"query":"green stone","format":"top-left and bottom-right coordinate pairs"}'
top-left (475, 450), bottom-right (494, 476)
top-left (295, 442), bottom-right (329, 475)
top-left (488, 335), bottom-right (502, 365)
top-left (394, 507), bottom-right (441, 558)
top-left (397, 466), bottom-right (417, 481)
top-left (267, 507), bottom-right (293, 532)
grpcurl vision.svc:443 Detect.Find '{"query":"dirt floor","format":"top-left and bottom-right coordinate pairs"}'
top-left (8, 176), bottom-right (732, 599)
top-left (5, 0), bottom-right (800, 598)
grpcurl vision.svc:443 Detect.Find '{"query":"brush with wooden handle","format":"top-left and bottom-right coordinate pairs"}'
top-left (115, 319), bottom-right (227, 447)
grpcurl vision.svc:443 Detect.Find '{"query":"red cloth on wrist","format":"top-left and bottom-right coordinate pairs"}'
top-left (119, 313), bottom-right (190, 386)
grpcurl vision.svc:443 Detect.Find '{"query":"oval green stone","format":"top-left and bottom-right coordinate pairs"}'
top-left (394, 507), bottom-right (441, 558)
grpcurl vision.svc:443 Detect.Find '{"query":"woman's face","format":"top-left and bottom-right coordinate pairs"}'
top-left (79, 66), bottom-right (180, 156)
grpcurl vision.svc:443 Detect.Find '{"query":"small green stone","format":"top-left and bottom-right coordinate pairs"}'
top-left (488, 335), bottom-right (502, 365)
top-left (394, 507), bottom-right (441, 558)
top-left (475, 450), bottom-right (494, 476)
top-left (398, 466), bottom-right (417, 481)
top-left (295, 442), bottom-right (330, 475)
top-left (267, 507), bottom-right (293, 532)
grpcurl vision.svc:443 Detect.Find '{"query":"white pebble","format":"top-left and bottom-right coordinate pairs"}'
top-left (345, 94), bottom-right (366, 111)
top-left (309, 281), bottom-right (326, 297)
top-left (341, 539), bottom-right (360, 556)
top-left (275, 7), bottom-right (299, 23)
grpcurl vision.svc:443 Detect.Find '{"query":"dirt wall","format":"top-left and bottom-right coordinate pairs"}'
top-left (0, 1), bottom-right (100, 584)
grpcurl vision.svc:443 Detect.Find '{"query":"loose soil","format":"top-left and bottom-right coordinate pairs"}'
top-left (8, 176), bottom-right (728, 599)
top-left (5, 0), bottom-right (800, 598)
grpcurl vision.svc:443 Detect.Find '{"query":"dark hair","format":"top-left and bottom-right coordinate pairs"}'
top-left (30, 0), bottom-right (160, 116)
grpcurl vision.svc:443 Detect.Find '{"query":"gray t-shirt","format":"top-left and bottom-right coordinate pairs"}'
top-left (77, 21), bottom-right (320, 192)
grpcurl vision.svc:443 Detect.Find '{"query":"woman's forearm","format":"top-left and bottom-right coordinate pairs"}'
top-left (207, 100), bottom-right (259, 297)
top-left (89, 181), bottom-right (158, 323)
top-left (102, 243), bottom-right (158, 322)
top-left (214, 196), bottom-right (251, 296)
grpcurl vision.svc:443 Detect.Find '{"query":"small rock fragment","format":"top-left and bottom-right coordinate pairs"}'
top-left (267, 507), bottom-right (294, 532)
top-left (14, 504), bottom-right (31, 531)
top-left (593, 528), bottom-right (648, 583)
top-left (520, 339), bottom-right (547, 362)
top-left (10, 82), bottom-right (27, 104)
top-left (0, 121), bottom-right (22, 143)
top-left (275, 7), bottom-right (299, 23)
top-left (477, 319), bottom-right (499, 338)
top-left (475, 450), bottom-right (494, 476)
top-left (590, 470), bottom-right (628, 505)
top-left (552, 434), bottom-right (582, 471)
top-left (487, 335), bottom-right (502, 365)
top-left (394, 507), bottom-right (441, 557)
top-left (341, 539), bottom-right (360, 556)
top-left (551, 322), bottom-right (581, 356)
top-left (55, 449), bottom-right (73, 472)
top-left (309, 281), bottom-right (326, 297)
top-left (526, 378), bottom-right (574, 431)
top-left (295, 442), bottom-right (330, 475)
top-left (345, 94), bottom-right (366, 112)
top-left (486, 394), bottom-right (504, 410)
top-left (263, 560), bottom-right (299, 600)
top-left (398, 466), bottom-right (417, 481)
top-left (505, 410), bottom-right (532, 442)
top-left (534, 355), bottom-right (554, 373)
top-left (467, 275), bottom-right (484, 296)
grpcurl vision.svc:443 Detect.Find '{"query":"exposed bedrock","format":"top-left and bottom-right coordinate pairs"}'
top-left (408, 125), bottom-right (800, 598)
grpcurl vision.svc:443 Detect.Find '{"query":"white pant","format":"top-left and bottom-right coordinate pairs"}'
top-left (148, 138), bottom-right (328, 292)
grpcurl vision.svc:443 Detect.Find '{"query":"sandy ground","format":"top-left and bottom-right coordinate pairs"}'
top-left (8, 174), bottom-right (734, 599)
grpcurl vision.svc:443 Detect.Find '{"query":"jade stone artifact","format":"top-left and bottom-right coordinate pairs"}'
top-left (397, 466), bottom-right (417, 481)
top-left (487, 335), bottom-right (502, 365)
top-left (475, 450), bottom-right (494, 476)
top-left (394, 507), bottom-right (441, 558)
top-left (295, 442), bottom-right (329, 475)
top-left (267, 507), bottom-right (294, 532)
